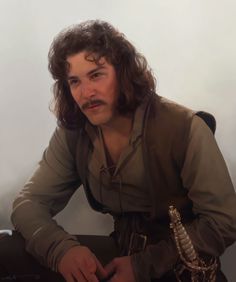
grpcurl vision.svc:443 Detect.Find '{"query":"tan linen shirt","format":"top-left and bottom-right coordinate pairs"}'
top-left (86, 99), bottom-right (150, 214)
top-left (11, 105), bottom-right (236, 276)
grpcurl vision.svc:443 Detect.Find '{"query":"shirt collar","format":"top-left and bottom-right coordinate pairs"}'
top-left (130, 98), bottom-right (149, 145)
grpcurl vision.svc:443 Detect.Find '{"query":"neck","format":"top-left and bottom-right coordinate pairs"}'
top-left (99, 114), bottom-right (134, 165)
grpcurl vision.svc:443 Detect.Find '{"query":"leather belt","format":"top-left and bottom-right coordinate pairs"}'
top-left (128, 232), bottom-right (147, 255)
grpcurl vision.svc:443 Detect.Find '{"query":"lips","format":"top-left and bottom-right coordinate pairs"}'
top-left (87, 103), bottom-right (102, 109)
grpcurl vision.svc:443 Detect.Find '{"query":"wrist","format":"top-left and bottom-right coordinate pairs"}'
top-left (54, 240), bottom-right (81, 272)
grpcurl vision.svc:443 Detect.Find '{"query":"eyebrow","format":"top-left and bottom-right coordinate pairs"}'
top-left (67, 65), bottom-right (106, 80)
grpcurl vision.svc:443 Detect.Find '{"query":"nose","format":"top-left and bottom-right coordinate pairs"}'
top-left (80, 80), bottom-right (96, 100)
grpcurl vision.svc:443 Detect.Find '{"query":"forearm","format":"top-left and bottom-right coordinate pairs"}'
top-left (11, 199), bottom-right (80, 271)
top-left (11, 126), bottom-right (82, 270)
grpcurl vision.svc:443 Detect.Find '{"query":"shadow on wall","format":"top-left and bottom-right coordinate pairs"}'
top-left (0, 190), bottom-right (15, 229)
top-left (54, 187), bottom-right (114, 236)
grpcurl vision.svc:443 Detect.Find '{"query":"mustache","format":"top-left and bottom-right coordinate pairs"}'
top-left (81, 99), bottom-right (106, 110)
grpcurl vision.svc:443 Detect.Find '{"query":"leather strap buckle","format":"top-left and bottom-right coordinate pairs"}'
top-left (128, 232), bottom-right (147, 255)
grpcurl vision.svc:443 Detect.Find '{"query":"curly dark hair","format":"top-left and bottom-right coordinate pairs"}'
top-left (48, 20), bottom-right (156, 129)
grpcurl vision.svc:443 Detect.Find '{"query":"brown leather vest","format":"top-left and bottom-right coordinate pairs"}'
top-left (143, 95), bottom-right (194, 220)
top-left (65, 93), bottom-right (216, 222)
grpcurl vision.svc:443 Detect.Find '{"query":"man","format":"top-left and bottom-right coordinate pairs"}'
top-left (1, 20), bottom-right (236, 282)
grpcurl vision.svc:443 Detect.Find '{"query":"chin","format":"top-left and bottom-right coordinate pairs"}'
top-left (86, 110), bottom-right (115, 126)
top-left (87, 116), bottom-right (110, 126)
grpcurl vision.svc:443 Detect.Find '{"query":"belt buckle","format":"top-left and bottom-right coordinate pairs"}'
top-left (128, 232), bottom-right (147, 255)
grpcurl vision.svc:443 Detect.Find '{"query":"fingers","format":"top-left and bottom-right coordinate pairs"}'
top-left (64, 270), bottom-right (87, 282)
top-left (66, 269), bottom-right (98, 282)
top-left (104, 260), bottom-right (116, 278)
top-left (104, 257), bottom-right (136, 282)
top-left (88, 273), bottom-right (99, 282)
top-left (107, 273), bottom-right (119, 282)
top-left (80, 270), bottom-right (99, 282)
top-left (64, 267), bottom-right (86, 282)
top-left (58, 246), bottom-right (105, 282)
top-left (86, 255), bottom-right (98, 273)
top-left (61, 260), bottom-right (99, 282)
top-left (94, 256), bottom-right (108, 279)
top-left (64, 273), bottom-right (75, 282)
top-left (76, 261), bottom-right (99, 282)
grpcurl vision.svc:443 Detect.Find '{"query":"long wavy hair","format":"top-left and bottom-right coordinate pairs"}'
top-left (48, 20), bottom-right (156, 129)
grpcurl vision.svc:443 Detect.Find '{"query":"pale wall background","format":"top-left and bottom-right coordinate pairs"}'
top-left (0, 0), bottom-right (235, 280)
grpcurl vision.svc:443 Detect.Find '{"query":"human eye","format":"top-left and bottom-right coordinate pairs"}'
top-left (90, 72), bottom-right (104, 80)
top-left (68, 78), bottom-right (79, 87)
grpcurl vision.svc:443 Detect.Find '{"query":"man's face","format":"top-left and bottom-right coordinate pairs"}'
top-left (67, 51), bottom-right (120, 127)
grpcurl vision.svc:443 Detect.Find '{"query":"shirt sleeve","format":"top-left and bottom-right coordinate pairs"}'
top-left (131, 115), bottom-right (236, 281)
top-left (11, 126), bottom-right (82, 271)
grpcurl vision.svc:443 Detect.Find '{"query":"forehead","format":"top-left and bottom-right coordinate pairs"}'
top-left (67, 52), bottom-right (107, 71)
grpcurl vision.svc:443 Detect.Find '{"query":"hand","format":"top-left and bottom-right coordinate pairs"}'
top-left (58, 245), bottom-right (107, 282)
top-left (104, 256), bottom-right (136, 282)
